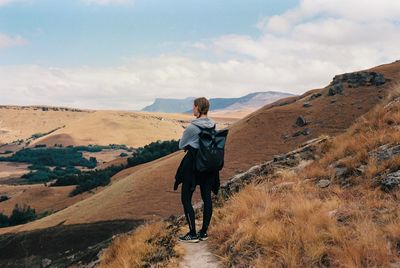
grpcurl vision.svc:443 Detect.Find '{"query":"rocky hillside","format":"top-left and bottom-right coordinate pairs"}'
top-left (98, 89), bottom-right (400, 267)
top-left (221, 61), bottom-right (399, 180)
top-left (207, 92), bottom-right (400, 267)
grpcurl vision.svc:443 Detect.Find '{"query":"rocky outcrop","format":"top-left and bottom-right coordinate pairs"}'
top-left (327, 71), bottom-right (387, 96)
top-left (369, 144), bottom-right (400, 162)
top-left (219, 137), bottom-right (328, 198)
top-left (332, 71), bottom-right (387, 88)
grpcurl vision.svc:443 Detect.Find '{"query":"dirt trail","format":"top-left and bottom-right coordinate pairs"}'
top-left (179, 241), bottom-right (221, 268)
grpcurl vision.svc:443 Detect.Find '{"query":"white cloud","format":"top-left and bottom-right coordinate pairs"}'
top-left (0, 0), bottom-right (27, 7)
top-left (83, 0), bottom-right (134, 6)
top-left (0, 0), bottom-right (13, 6)
top-left (211, 0), bottom-right (400, 90)
top-left (0, 57), bottom-right (289, 110)
top-left (0, 33), bottom-right (28, 48)
top-left (1, 0), bottom-right (400, 110)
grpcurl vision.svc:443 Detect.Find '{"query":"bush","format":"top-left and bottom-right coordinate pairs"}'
top-left (0, 213), bottom-right (9, 227)
top-left (0, 195), bottom-right (10, 202)
top-left (69, 165), bottom-right (125, 196)
top-left (24, 166), bottom-right (81, 184)
top-left (127, 140), bottom-right (179, 167)
top-left (31, 133), bottom-right (45, 139)
top-left (1, 147), bottom-right (97, 168)
top-left (34, 144), bottom-right (47, 148)
top-left (8, 204), bottom-right (37, 226)
top-left (119, 152), bottom-right (128, 157)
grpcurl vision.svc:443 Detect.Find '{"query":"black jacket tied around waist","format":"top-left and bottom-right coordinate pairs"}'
top-left (174, 145), bottom-right (220, 194)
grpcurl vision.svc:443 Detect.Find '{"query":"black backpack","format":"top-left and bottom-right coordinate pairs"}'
top-left (194, 124), bottom-right (229, 172)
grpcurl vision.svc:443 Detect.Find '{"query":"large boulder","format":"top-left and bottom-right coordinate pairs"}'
top-left (327, 71), bottom-right (387, 96)
top-left (332, 71), bottom-right (387, 87)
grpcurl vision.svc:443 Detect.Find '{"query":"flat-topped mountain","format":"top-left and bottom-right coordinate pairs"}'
top-left (141, 91), bottom-right (294, 113)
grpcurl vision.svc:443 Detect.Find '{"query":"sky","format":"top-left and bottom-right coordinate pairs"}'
top-left (0, 0), bottom-right (400, 110)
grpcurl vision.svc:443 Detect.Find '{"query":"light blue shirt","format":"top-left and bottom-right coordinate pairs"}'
top-left (179, 117), bottom-right (216, 149)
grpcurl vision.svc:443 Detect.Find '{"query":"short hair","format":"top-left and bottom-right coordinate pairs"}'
top-left (194, 97), bottom-right (210, 115)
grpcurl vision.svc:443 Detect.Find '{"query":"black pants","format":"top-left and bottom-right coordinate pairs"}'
top-left (180, 147), bottom-right (214, 235)
top-left (181, 172), bottom-right (214, 235)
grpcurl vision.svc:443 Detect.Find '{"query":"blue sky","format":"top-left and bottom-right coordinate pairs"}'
top-left (0, 0), bottom-right (298, 66)
top-left (0, 0), bottom-right (399, 110)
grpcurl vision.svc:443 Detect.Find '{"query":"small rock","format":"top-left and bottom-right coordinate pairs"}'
top-left (328, 83), bottom-right (344, 96)
top-left (273, 154), bottom-right (286, 162)
top-left (380, 170), bottom-right (400, 192)
top-left (317, 179), bottom-right (331, 188)
top-left (295, 116), bottom-right (308, 127)
top-left (355, 165), bottom-right (366, 174)
top-left (335, 167), bottom-right (349, 179)
top-left (327, 209), bottom-right (338, 218)
top-left (41, 258), bottom-right (52, 268)
top-left (292, 128), bottom-right (310, 137)
top-left (303, 102), bottom-right (312, 108)
top-left (302, 128), bottom-right (310, 136)
top-left (309, 92), bottom-right (322, 100)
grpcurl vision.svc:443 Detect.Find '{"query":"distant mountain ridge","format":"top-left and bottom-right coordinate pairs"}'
top-left (141, 96), bottom-right (196, 113)
top-left (141, 91), bottom-right (295, 113)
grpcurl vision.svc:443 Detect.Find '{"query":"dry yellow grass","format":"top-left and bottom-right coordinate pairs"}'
top-left (99, 220), bottom-right (183, 268)
top-left (0, 106), bottom-right (88, 144)
top-left (29, 110), bottom-right (191, 148)
top-left (206, 88), bottom-right (400, 267)
top-left (209, 182), bottom-right (400, 267)
top-left (0, 106), bottom-right (234, 148)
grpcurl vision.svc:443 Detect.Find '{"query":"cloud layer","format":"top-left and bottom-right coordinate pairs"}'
top-left (1, 0), bottom-right (400, 110)
top-left (83, 0), bottom-right (134, 6)
top-left (0, 33), bottom-right (27, 48)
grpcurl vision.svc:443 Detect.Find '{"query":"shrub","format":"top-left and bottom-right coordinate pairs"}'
top-left (69, 164), bottom-right (125, 196)
top-left (0, 213), bottom-right (9, 227)
top-left (8, 204), bottom-right (37, 226)
top-left (127, 140), bottom-right (179, 167)
top-left (0, 195), bottom-right (10, 202)
top-left (1, 147), bottom-right (97, 168)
